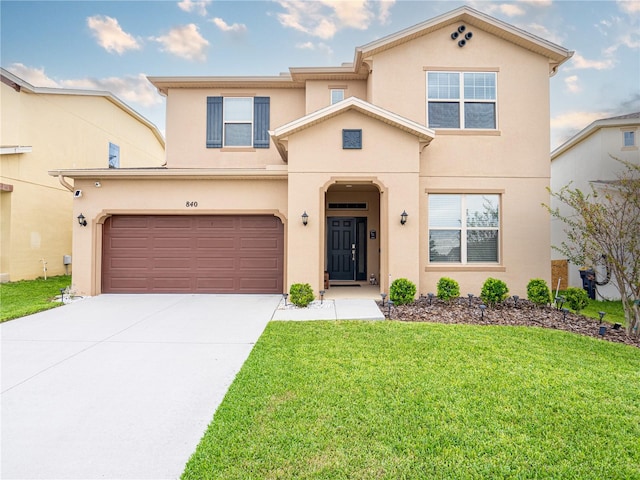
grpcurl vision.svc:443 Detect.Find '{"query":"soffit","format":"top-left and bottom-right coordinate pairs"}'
top-left (148, 76), bottom-right (305, 95)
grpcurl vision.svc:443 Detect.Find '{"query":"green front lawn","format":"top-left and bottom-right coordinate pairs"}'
top-left (0, 275), bottom-right (71, 322)
top-left (183, 321), bottom-right (640, 479)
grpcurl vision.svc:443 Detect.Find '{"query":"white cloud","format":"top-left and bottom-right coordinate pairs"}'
top-left (295, 41), bottom-right (333, 55)
top-left (519, 0), bottom-right (552, 6)
top-left (617, 0), bottom-right (640, 14)
top-left (177, 0), bottom-right (211, 16)
top-left (61, 74), bottom-right (162, 107)
top-left (498, 4), bottom-right (526, 17)
top-left (211, 17), bottom-right (248, 34)
top-left (569, 52), bottom-right (617, 70)
top-left (87, 15), bottom-right (141, 54)
top-left (7, 63), bottom-right (59, 87)
top-left (564, 75), bottom-right (582, 93)
top-left (551, 110), bottom-right (611, 148)
top-left (275, 0), bottom-right (395, 39)
top-left (151, 24), bottom-right (209, 62)
top-left (7, 64), bottom-right (161, 108)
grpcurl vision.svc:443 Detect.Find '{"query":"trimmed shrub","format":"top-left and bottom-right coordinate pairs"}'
top-left (480, 277), bottom-right (509, 306)
top-left (565, 287), bottom-right (590, 313)
top-left (437, 277), bottom-right (460, 302)
top-left (289, 283), bottom-right (315, 308)
top-left (390, 278), bottom-right (417, 306)
top-left (527, 278), bottom-right (551, 305)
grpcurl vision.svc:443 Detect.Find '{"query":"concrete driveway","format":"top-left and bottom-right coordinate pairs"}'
top-left (1, 294), bottom-right (281, 480)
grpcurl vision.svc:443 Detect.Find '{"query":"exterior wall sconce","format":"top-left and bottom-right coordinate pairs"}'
top-left (302, 211), bottom-right (308, 226)
top-left (400, 210), bottom-right (408, 225)
top-left (77, 213), bottom-right (87, 226)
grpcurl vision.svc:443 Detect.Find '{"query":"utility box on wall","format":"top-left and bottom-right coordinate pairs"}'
top-left (63, 255), bottom-right (72, 265)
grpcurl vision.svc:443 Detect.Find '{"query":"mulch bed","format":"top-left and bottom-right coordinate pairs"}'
top-left (378, 296), bottom-right (640, 349)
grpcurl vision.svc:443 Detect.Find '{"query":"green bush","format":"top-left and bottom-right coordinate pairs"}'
top-left (289, 283), bottom-right (315, 308)
top-left (565, 287), bottom-right (590, 313)
top-left (480, 278), bottom-right (509, 306)
top-left (437, 277), bottom-right (460, 302)
top-left (527, 278), bottom-right (551, 305)
top-left (390, 278), bottom-right (417, 306)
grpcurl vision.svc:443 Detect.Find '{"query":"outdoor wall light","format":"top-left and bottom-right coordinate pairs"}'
top-left (77, 213), bottom-right (87, 227)
top-left (302, 211), bottom-right (309, 226)
top-left (400, 210), bottom-right (408, 225)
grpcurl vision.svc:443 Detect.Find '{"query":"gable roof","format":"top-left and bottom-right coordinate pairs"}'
top-left (1, 68), bottom-right (165, 147)
top-left (551, 112), bottom-right (640, 160)
top-left (270, 97), bottom-right (435, 162)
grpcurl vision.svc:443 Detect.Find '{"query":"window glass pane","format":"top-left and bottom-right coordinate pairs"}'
top-left (331, 89), bottom-right (344, 104)
top-left (467, 230), bottom-right (498, 262)
top-left (428, 72), bottom-right (459, 99)
top-left (465, 103), bottom-right (496, 129)
top-left (624, 131), bottom-right (635, 146)
top-left (463, 73), bottom-right (496, 100)
top-left (429, 194), bottom-right (461, 227)
top-left (108, 142), bottom-right (120, 169)
top-left (224, 97), bottom-right (252, 121)
top-left (429, 231), bottom-right (461, 262)
top-left (466, 195), bottom-right (499, 227)
top-left (428, 102), bottom-right (460, 128)
top-left (224, 123), bottom-right (252, 146)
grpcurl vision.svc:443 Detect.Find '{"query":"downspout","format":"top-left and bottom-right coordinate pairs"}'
top-left (57, 175), bottom-right (74, 192)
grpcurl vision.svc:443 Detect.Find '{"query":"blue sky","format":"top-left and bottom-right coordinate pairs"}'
top-left (2, 0), bottom-right (639, 148)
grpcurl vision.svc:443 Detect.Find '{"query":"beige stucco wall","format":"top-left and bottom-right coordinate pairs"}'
top-left (69, 176), bottom-right (288, 296)
top-left (0, 82), bottom-right (165, 281)
top-left (285, 109), bottom-right (422, 293)
top-left (164, 87), bottom-right (305, 169)
top-left (304, 80), bottom-right (368, 114)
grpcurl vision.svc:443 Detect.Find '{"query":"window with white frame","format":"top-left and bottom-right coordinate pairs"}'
top-left (331, 89), bottom-right (345, 105)
top-left (428, 194), bottom-right (500, 263)
top-left (223, 97), bottom-right (253, 147)
top-left (427, 72), bottom-right (497, 129)
top-left (623, 130), bottom-right (636, 147)
top-left (108, 142), bottom-right (120, 168)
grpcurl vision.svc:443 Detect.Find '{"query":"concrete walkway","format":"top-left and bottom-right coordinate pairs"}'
top-left (1, 293), bottom-right (383, 479)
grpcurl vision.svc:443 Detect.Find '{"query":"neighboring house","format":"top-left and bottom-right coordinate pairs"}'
top-left (0, 68), bottom-right (165, 282)
top-left (49, 6), bottom-right (572, 297)
top-left (550, 112), bottom-right (640, 300)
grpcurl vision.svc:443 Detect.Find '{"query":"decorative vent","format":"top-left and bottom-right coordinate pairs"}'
top-left (328, 203), bottom-right (368, 210)
top-left (343, 129), bottom-right (362, 149)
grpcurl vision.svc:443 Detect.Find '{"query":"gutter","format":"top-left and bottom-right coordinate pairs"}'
top-left (56, 175), bottom-right (74, 192)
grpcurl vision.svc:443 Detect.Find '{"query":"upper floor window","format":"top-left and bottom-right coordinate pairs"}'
top-left (206, 96), bottom-right (270, 149)
top-left (428, 193), bottom-right (500, 263)
top-left (108, 142), bottom-right (120, 168)
top-left (427, 72), bottom-right (497, 129)
top-left (623, 130), bottom-right (636, 147)
top-left (331, 89), bottom-right (345, 105)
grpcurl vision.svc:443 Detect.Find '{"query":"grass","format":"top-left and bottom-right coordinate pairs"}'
top-left (0, 275), bottom-right (71, 322)
top-left (183, 321), bottom-right (640, 479)
top-left (557, 290), bottom-right (626, 325)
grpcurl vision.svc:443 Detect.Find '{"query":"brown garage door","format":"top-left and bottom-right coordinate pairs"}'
top-left (102, 215), bottom-right (284, 294)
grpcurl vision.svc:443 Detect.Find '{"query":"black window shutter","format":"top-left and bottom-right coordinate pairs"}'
top-left (253, 97), bottom-right (270, 148)
top-left (206, 97), bottom-right (223, 148)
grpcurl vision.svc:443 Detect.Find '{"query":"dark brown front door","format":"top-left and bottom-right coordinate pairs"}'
top-left (102, 215), bottom-right (283, 294)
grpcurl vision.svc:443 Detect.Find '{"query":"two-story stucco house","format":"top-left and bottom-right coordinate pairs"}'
top-left (550, 112), bottom-right (640, 300)
top-left (1, 68), bottom-right (165, 283)
top-left (49, 6), bottom-right (572, 298)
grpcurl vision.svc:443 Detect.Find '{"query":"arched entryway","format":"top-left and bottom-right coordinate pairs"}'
top-left (323, 181), bottom-right (383, 289)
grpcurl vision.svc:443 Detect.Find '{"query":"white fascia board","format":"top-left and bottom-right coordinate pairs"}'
top-left (0, 146), bottom-right (33, 155)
